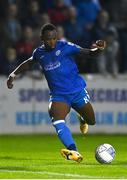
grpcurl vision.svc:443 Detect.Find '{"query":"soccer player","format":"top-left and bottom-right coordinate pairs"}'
top-left (7, 23), bottom-right (106, 163)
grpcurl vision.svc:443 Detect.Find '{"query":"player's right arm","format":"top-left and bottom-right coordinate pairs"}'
top-left (7, 57), bottom-right (36, 89)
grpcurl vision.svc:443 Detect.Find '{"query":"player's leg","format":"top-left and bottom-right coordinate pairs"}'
top-left (74, 102), bottom-right (95, 134)
top-left (72, 89), bottom-right (95, 134)
top-left (49, 101), bottom-right (77, 150)
top-left (75, 102), bottom-right (96, 125)
top-left (48, 101), bottom-right (83, 162)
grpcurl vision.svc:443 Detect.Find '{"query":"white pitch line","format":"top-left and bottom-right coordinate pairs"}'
top-left (0, 169), bottom-right (126, 179)
top-left (0, 169), bottom-right (99, 179)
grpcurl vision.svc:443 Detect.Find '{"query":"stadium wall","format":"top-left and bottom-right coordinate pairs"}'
top-left (0, 75), bottom-right (127, 134)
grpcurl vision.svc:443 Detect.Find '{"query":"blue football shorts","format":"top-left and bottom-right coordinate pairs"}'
top-left (49, 88), bottom-right (90, 109)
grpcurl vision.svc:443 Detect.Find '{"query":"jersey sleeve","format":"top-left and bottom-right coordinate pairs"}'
top-left (31, 48), bottom-right (38, 61)
top-left (65, 41), bottom-right (81, 55)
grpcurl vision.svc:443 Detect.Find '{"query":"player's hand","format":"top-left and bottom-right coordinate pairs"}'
top-left (7, 73), bottom-right (16, 89)
top-left (95, 40), bottom-right (106, 50)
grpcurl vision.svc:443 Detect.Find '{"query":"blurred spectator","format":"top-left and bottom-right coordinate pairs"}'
top-left (0, 1), bottom-right (8, 20)
top-left (63, 0), bottom-right (72, 6)
top-left (77, 0), bottom-right (100, 28)
top-left (100, 0), bottom-right (127, 27)
top-left (0, 0), bottom-right (126, 76)
top-left (39, 0), bottom-right (54, 11)
top-left (92, 0), bottom-right (101, 8)
top-left (96, 29), bottom-right (119, 77)
top-left (0, 3), bottom-right (21, 49)
top-left (34, 13), bottom-right (51, 46)
top-left (91, 10), bottom-right (118, 41)
top-left (48, 0), bottom-right (69, 25)
top-left (56, 25), bottom-right (67, 41)
top-left (39, 13), bottom-right (51, 26)
top-left (2, 47), bottom-right (19, 76)
top-left (0, 50), bottom-right (4, 75)
top-left (118, 16), bottom-right (127, 73)
top-left (64, 6), bottom-right (83, 45)
top-left (90, 10), bottom-right (119, 75)
top-left (16, 26), bottom-right (35, 60)
top-left (76, 0), bottom-right (101, 47)
top-left (21, 0), bottom-right (40, 28)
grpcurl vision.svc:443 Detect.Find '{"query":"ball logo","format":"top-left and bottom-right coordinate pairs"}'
top-left (55, 50), bottom-right (61, 56)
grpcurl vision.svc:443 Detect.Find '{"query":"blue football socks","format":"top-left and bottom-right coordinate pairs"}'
top-left (52, 120), bottom-right (77, 151)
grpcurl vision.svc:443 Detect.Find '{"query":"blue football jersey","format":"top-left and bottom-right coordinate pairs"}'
top-left (32, 40), bottom-right (86, 94)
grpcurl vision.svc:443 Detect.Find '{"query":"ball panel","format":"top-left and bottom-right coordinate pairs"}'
top-left (95, 151), bottom-right (108, 164)
top-left (95, 143), bottom-right (115, 164)
top-left (99, 151), bottom-right (113, 163)
top-left (106, 146), bottom-right (116, 159)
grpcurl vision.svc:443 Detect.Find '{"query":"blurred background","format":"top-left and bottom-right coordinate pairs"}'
top-left (0, 0), bottom-right (127, 134)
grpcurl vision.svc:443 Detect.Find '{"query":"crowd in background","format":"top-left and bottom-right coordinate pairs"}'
top-left (0, 0), bottom-right (127, 78)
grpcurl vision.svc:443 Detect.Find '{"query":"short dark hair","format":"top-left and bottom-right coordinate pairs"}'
top-left (40, 23), bottom-right (56, 37)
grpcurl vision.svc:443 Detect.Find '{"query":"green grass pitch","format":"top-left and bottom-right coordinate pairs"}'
top-left (0, 134), bottom-right (127, 179)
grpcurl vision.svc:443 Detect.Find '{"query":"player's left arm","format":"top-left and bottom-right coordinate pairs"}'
top-left (79, 40), bottom-right (106, 56)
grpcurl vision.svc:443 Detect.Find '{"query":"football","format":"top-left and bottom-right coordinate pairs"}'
top-left (95, 143), bottom-right (116, 164)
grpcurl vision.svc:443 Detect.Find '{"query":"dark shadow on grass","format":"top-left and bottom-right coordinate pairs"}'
top-left (0, 156), bottom-right (64, 166)
top-left (0, 156), bottom-right (50, 161)
top-left (0, 156), bottom-right (63, 163)
top-left (0, 156), bottom-right (32, 160)
top-left (0, 166), bottom-right (30, 171)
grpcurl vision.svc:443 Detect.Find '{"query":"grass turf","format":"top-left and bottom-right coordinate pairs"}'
top-left (0, 134), bottom-right (127, 179)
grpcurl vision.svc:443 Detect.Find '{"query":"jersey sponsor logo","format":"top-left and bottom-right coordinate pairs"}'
top-left (44, 61), bottom-right (61, 71)
top-left (55, 50), bottom-right (61, 56)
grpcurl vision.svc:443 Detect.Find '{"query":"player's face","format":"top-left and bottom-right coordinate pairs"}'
top-left (43, 30), bottom-right (57, 49)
